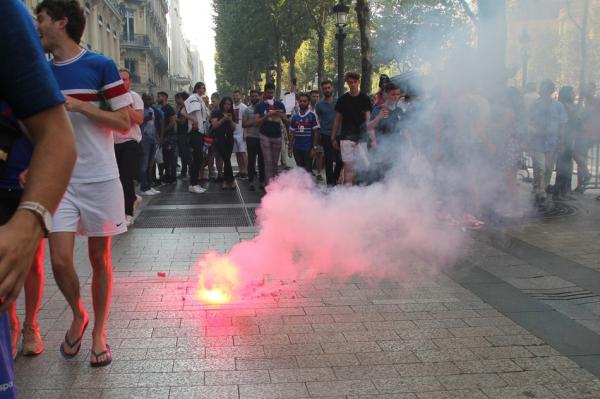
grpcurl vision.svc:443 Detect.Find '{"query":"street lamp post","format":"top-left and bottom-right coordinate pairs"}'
top-left (333, 0), bottom-right (349, 98)
top-left (519, 27), bottom-right (530, 89)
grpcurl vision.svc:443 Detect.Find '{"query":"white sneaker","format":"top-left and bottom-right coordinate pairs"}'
top-left (188, 185), bottom-right (206, 194)
top-left (125, 215), bottom-right (134, 227)
top-left (133, 195), bottom-right (142, 212)
top-left (150, 188), bottom-right (161, 194)
top-left (141, 189), bottom-right (158, 196)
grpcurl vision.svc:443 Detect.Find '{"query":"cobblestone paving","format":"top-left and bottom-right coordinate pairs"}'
top-left (12, 224), bottom-right (600, 398)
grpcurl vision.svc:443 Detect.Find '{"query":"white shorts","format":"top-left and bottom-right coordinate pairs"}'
top-left (233, 131), bottom-right (247, 153)
top-left (51, 178), bottom-right (127, 237)
top-left (340, 140), bottom-right (369, 168)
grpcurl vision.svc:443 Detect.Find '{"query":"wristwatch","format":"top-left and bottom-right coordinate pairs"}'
top-left (17, 201), bottom-right (52, 237)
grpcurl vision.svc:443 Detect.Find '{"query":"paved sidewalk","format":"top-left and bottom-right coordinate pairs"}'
top-left (12, 183), bottom-right (600, 399)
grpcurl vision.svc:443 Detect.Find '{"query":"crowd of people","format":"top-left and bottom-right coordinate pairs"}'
top-left (2, 1), bottom-right (600, 397)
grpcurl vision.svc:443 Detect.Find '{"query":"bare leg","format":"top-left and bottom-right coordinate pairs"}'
top-left (343, 162), bottom-right (354, 185)
top-left (49, 232), bottom-right (89, 356)
top-left (236, 152), bottom-right (248, 175)
top-left (24, 241), bottom-right (44, 329)
top-left (88, 236), bottom-right (113, 364)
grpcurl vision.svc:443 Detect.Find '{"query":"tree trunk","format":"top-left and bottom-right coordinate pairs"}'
top-left (580, 0), bottom-right (590, 92)
top-left (288, 54), bottom-right (297, 81)
top-left (276, 39), bottom-right (282, 99)
top-left (355, 0), bottom-right (373, 94)
top-left (317, 28), bottom-right (325, 86)
top-left (477, 0), bottom-right (507, 87)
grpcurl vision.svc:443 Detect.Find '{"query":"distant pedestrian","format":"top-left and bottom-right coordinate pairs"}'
top-left (175, 92), bottom-right (191, 179)
top-left (156, 91), bottom-right (177, 184)
top-left (183, 82), bottom-right (210, 194)
top-left (233, 89), bottom-right (248, 179)
top-left (316, 80), bottom-right (342, 186)
top-left (289, 93), bottom-right (320, 174)
top-left (243, 89), bottom-right (265, 191)
top-left (210, 97), bottom-right (237, 190)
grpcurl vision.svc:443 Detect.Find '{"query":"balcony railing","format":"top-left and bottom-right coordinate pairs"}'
top-left (120, 33), bottom-right (150, 48)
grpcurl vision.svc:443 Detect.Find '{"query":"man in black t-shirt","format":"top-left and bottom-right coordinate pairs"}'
top-left (331, 72), bottom-right (373, 185)
top-left (157, 91), bottom-right (177, 183)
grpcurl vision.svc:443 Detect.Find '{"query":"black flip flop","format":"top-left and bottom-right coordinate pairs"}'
top-left (90, 344), bottom-right (112, 368)
top-left (59, 319), bottom-right (89, 359)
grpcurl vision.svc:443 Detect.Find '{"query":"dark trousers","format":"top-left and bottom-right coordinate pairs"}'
top-left (139, 136), bottom-right (156, 192)
top-left (321, 134), bottom-right (342, 185)
top-left (555, 148), bottom-right (573, 195)
top-left (216, 137), bottom-right (235, 183)
top-left (177, 133), bottom-right (191, 177)
top-left (115, 140), bottom-right (140, 216)
top-left (293, 149), bottom-right (313, 174)
top-left (163, 136), bottom-right (178, 183)
top-left (189, 132), bottom-right (204, 186)
top-left (247, 136), bottom-right (265, 184)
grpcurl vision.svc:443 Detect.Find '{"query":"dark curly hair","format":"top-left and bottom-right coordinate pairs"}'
top-left (35, 0), bottom-right (86, 45)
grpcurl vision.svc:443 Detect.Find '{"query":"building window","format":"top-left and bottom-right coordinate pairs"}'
top-left (124, 59), bottom-right (137, 76)
top-left (123, 10), bottom-right (135, 41)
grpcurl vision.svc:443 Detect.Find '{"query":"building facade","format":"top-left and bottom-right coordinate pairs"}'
top-left (190, 48), bottom-right (206, 87)
top-left (23, 0), bottom-right (121, 63)
top-left (168, 0), bottom-right (193, 92)
top-left (119, 0), bottom-right (169, 93)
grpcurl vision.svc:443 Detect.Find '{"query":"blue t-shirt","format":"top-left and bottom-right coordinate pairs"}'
top-left (290, 110), bottom-right (319, 151)
top-left (254, 100), bottom-right (286, 138)
top-left (0, 2), bottom-right (65, 397)
top-left (0, 102), bottom-right (33, 191)
top-left (315, 99), bottom-right (336, 136)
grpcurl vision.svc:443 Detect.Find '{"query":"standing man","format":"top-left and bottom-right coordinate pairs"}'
top-left (0, 2), bottom-right (76, 391)
top-left (175, 92), bottom-right (191, 180)
top-left (309, 90), bottom-right (320, 112)
top-left (156, 91), bottom-right (177, 183)
top-left (36, 0), bottom-right (132, 367)
top-left (331, 72), bottom-right (372, 185)
top-left (139, 94), bottom-right (159, 196)
top-left (114, 69), bottom-right (143, 226)
top-left (289, 93), bottom-right (320, 173)
top-left (255, 83), bottom-right (288, 184)
top-left (232, 90), bottom-right (248, 180)
top-left (184, 82), bottom-right (209, 193)
top-left (243, 89), bottom-right (265, 191)
top-left (316, 80), bottom-right (341, 186)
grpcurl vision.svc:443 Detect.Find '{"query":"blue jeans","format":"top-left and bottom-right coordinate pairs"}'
top-left (140, 136), bottom-right (156, 191)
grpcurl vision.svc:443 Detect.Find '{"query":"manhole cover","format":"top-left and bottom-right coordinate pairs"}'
top-left (134, 207), bottom-right (252, 228)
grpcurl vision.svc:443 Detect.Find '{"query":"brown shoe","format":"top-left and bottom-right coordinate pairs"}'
top-left (22, 325), bottom-right (44, 356)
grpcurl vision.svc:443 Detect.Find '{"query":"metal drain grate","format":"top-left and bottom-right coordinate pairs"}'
top-left (537, 202), bottom-right (577, 219)
top-left (148, 192), bottom-right (239, 206)
top-left (135, 207), bottom-right (251, 228)
top-left (525, 287), bottom-right (599, 302)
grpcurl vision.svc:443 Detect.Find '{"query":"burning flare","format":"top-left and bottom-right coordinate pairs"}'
top-left (195, 252), bottom-right (240, 305)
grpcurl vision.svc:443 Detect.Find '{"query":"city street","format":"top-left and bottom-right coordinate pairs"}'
top-left (11, 177), bottom-right (600, 399)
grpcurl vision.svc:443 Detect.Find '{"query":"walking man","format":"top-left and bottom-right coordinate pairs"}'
top-left (184, 82), bottom-right (209, 193)
top-left (36, 0), bottom-right (132, 367)
top-left (243, 89), bottom-right (265, 191)
top-left (316, 80), bottom-right (341, 186)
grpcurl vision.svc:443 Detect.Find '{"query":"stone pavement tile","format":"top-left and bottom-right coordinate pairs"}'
top-left (136, 371), bottom-right (204, 387)
top-left (307, 380), bottom-right (378, 396)
top-left (205, 370), bottom-right (270, 385)
top-left (312, 323), bottom-right (367, 332)
top-left (485, 334), bottom-right (544, 346)
top-left (415, 390), bottom-right (488, 399)
top-left (110, 359), bottom-right (174, 373)
top-left (396, 303), bottom-right (449, 312)
top-left (394, 362), bottom-right (460, 377)
top-left (283, 315), bottom-right (334, 324)
top-left (397, 329), bottom-right (453, 340)
top-left (296, 353), bottom-right (360, 367)
top-left (145, 345), bottom-right (206, 359)
top-left (412, 319), bottom-right (469, 329)
top-left (364, 321), bottom-right (418, 331)
top-left (289, 332), bottom-right (346, 344)
top-left (498, 370), bottom-right (569, 386)
top-left (127, 319), bottom-right (181, 328)
top-left (351, 305), bottom-right (402, 313)
top-left (462, 317), bottom-right (520, 327)
top-left (173, 357), bottom-right (236, 372)
top-left (432, 337), bottom-right (491, 349)
top-left (236, 356), bottom-right (298, 370)
top-left (19, 389), bottom-right (102, 399)
top-left (378, 339), bottom-right (438, 352)
top-left (469, 346), bottom-right (534, 360)
top-left (454, 359), bottom-right (523, 373)
top-left (234, 334), bottom-right (290, 346)
top-left (438, 373), bottom-right (507, 390)
top-left (546, 381), bottom-right (600, 398)
top-left (429, 310), bottom-right (481, 319)
top-left (239, 382), bottom-right (309, 398)
top-left (333, 365), bottom-right (400, 380)
top-left (177, 335), bottom-right (233, 347)
top-left (343, 330), bottom-right (400, 342)
top-left (373, 376), bottom-right (444, 393)
top-left (414, 349), bottom-right (478, 363)
top-left (16, 372), bottom-right (77, 390)
top-left (441, 302), bottom-right (493, 311)
top-left (556, 368), bottom-right (599, 382)
top-left (346, 394), bottom-right (417, 399)
top-left (482, 385), bottom-right (559, 399)
top-left (206, 345), bottom-right (266, 358)
top-left (109, 348), bottom-right (148, 361)
top-left (72, 373), bottom-right (141, 389)
top-left (206, 325), bottom-right (261, 336)
top-left (263, 343), bottom-right (324, 357)
top-left (321, 341), bottom-right (381, 354)
top-left (381, 312), bottom-right (433, 321)
top-left (447, 327), bottom-right (505, 337)
top-left (357, 352), bottom-right (420, 365)
top-left (332, 313), bottom-right (387, 323)
top-left (304, 306), bottom-right (356, 315)
top-left (106, 328), bottom-right (153, 339)
top-left (260, 324), bottom-right (314, 334)
top-left (512, 356), bottom-right (580, 370)
top-left (233, 315), bottom-right (283, 326)
top-left (270, 367), bottom-right (336, 383)
top-left (149, 327), bottom-right (204, 338)
top-left (119, 337), bottom-right (177, 349)
top-left (168, 385), bottom-right (239, 399)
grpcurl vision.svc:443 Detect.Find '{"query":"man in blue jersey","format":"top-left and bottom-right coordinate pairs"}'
top-left (0, 1), bottom-right (76, 396)
top-left (36, 0), bottom-right (132, 367)
top-left (288, 93), bottom-right (320, 174)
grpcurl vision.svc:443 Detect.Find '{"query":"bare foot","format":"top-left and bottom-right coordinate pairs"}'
top-left (61, 312), bottom-right (89, 356)
top-left (90, 331), bottom-right (111, 366)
